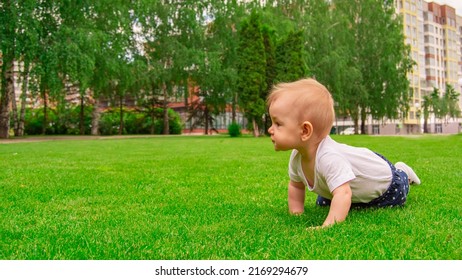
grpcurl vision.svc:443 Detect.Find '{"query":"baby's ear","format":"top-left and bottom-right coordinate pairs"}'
top-left (300, 121), bottom-right (313, 141)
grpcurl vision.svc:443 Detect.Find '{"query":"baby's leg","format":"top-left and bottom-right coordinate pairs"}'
top-left (395, 162), bottom-right (421, 185)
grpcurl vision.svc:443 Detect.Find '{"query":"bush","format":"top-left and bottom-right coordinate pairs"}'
top-left (24, 109), bottom-right (45, 135)
top-left (152, 108), bottom-right (183, 135)
top-left (20, 106), bottom-right (183, 136)
top-left (99, 107), bottom-right (183, 135)
top-left (228, 122), bottom-right (241, 137)
top-left (99, 110), bottom-right (122, 135)
top-left (55, 105), bottom-right (92, 135)
top-left (22, 106), bottom-right (92, 135)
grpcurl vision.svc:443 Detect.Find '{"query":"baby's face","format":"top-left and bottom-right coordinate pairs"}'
top-left (268, 98), bottom-right (302, 151)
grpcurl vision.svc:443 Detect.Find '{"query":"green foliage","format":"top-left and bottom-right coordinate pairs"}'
top-left (23, 109), bottom-right (47, 135)
top-left (0, 135), bottom-right (461, 259)
top-left (99, 110), bottom-right (122, 135)
top-left (23, 106), bottom-right (92, 135)
top-left (1, 0), bottom-right (137, 138)
top-left (237, 11), bottom-right (268, 127)
top-left (1, 0), bottom-right (457, 140)
top-left (99, 108), bottom-right (183, 136)
top-left (275, 30), bottom-right (308, 83)
top-left (424, 86), bottom-right (461, 120)
top-left (228, 122), bottom-right (242, 137)
top-left (20, 106), bottom-right (183, 136)
top-left (443, 84), bottom-right (461, 120)
top-left (156, 108), bottom-right (183, 135)
top-left (322, 0), bottom-right (414, 131)
top-left (261, 24), bottom-right (277, 92)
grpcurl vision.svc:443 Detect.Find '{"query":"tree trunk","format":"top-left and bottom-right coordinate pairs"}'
top-left (264, 114), bottom-right (270, 136)
top-left (79, 90), bottom-right (85, 135)
top-left (91, 98), bottom-right (100, 135)
top-left (41, 89), bottom-right (48, 135)
top-left (118, 93), bottom-right (124, 135)
top-left (12, 80), bottom-right (19, 136)
top-left (360, 109), bottom-right (367, 135)
top-left (0, 59), bottom-right (14, 139)
top-left (252, 118), bottom-right (259, 137)
top-left (423, 117), bottom-right (428, 134)
top-left (17, 64), bottom-right (29, 137)
top-left (353, 117), bottom-right (359, 135)
top-left (204, 106), bottom-right (209, 135)
top-left (163, 101), bottom-right (169, 135)
top-left (18, 93), bottom-right (26, 137)
top-left (149, 89), bottom-right (156, 135)
top-left (162, 84), bottom-right (169, 135)
top-left (231, 92), bottom-right (237, 123)
top-left (0, 0), bottom-right (14, 139)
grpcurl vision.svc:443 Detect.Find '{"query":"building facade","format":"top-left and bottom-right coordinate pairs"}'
top-left (392, 0), bottom-right (462, 134)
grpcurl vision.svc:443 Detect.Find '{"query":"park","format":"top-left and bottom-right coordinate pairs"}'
top-left (1, 0), bottom-right (461, 264)
top-left (2, 1), bottom-right (461, 139)
top-left (1, 134), bottom-right (460, 259)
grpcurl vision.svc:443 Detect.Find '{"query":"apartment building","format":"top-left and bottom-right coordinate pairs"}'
top-left (393, 0), bottom-right (461, 134)
top-left (393, 0), bottom-right (425, 134)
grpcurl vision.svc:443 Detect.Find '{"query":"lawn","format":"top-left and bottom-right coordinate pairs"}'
top-left (0, 134), bottom-right (461, 260)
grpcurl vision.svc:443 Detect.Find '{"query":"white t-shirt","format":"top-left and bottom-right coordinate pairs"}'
top-left (289, 136), bottom-right (392, 203)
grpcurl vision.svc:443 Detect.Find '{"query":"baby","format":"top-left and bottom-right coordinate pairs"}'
top-left (267, 78), bottom-right (420, 229)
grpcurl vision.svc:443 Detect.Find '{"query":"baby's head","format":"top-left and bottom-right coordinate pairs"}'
top-left (267, 78), bottom-right (335, 138)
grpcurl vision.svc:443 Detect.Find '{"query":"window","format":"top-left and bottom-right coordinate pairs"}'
top-left (435, 124), bottom-right (442, 133)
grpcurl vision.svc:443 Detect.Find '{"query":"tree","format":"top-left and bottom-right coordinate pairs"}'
top-left (7, 0), bottom-right (40, 137)
top-left (2, 1), bottom-right (158, 137)
top-left (275, 30), bottom-right (307, 83)
top-left (237, 10), bottom-right (267, 137)
top-left (443, 84), bottom-right (461, 123)
top-left (0, 0), bottom-right (23, 138)
top-left (261, 24), bottom-right (276, 134)
top-left (140, 1), bottom-right (198, 134)
top-left (54, 1), bottom-right (102, 135)
top-left (85, 1), bottom-right (138, 135)
top-left (187, 51), bottom-right (228, 134)
top-left (175, 0), bottom-right (227, 135)
top-left (201, 0), bottom-right (243, 125)
top-left (430, 88), bottom-right (445, 125)
top-left (422, 92), bottom-right (433, 133)
top-left (332, 0), bottom-right (413, 134)
top-left (422, 85), bottom-right (460, 133)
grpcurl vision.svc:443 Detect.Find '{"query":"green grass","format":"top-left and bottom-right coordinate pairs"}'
top-left (0, 134), bottom-right (461, 260)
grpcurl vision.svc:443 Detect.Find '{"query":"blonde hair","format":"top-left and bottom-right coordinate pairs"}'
top-left (267, 78), bottom-right (335, 137)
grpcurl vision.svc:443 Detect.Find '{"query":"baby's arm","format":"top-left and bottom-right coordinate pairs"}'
top-left (288, 180), bottom-right (306, 214)
top-left (321, 183), bottom-right (352, 227)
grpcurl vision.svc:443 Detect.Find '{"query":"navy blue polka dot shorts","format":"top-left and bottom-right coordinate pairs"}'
top-left (316, 153), bottom-right (410, 208)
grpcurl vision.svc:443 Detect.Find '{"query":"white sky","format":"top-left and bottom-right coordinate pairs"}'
top-left (429, 0), bottom-right (462, 15)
